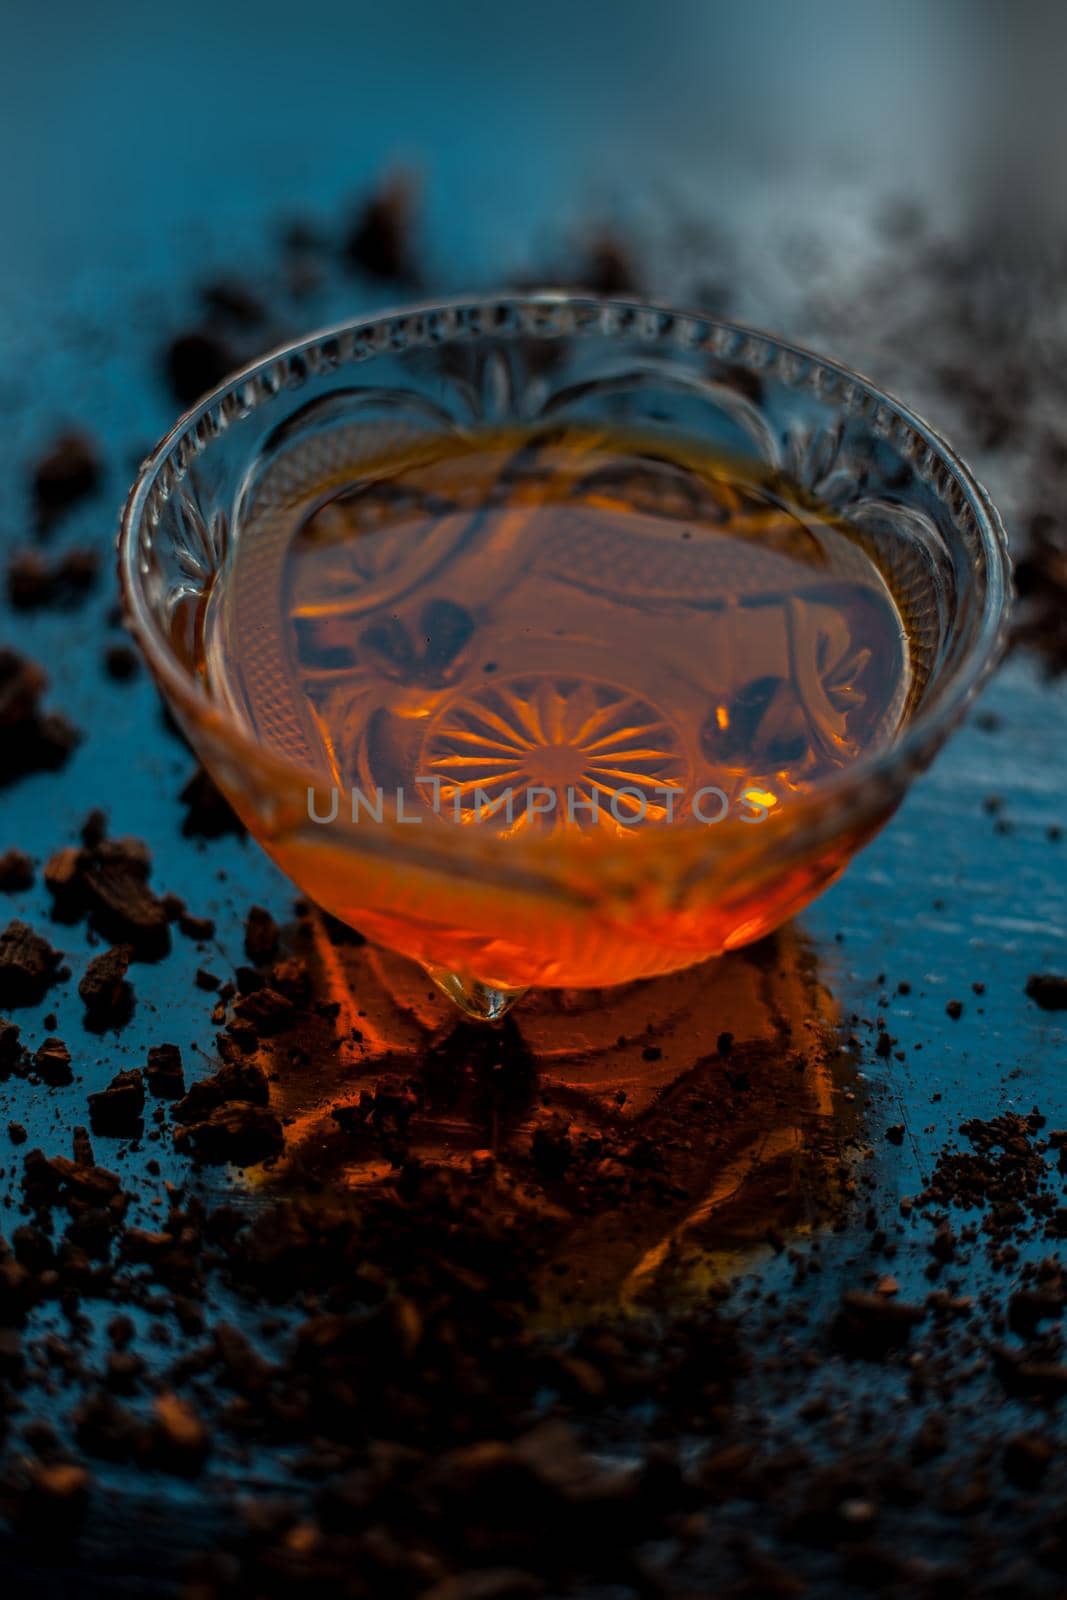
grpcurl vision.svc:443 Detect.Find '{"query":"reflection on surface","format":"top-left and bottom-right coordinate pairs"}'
top-left (254, 914), bottom-right (862, 1315)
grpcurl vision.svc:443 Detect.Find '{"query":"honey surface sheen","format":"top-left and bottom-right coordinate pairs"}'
top-left (206, 426), bottom-right (911, 841)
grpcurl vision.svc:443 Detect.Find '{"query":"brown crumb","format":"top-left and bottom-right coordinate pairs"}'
top-left (580, 231), bottom-right (642, 296)
top-left (0, 849), bottom-right (34, 892)
top-left (0, 649), bottom-right (79, 786)
top-left (78, 944), bottom-right (134, 1027)
top-left (145, 1043), bottom-right (185, 1099)
top-left (1026, 973), bottom-right (1067, 1011)
top-left (164, 329), bottom-right (238, 407)
top-left (43, 829), bottom-right (170, 957)
top-left (0, 919), bottom-right (62, 1007)
top-left (832, 1290), bottom-right (925, 1358)
top-left (103, 643), bottom-right (139, 681)
top-left (244, 905), bottom-right (279, 964)
top-left (179, 766), bottom-right (244, 838)
top-left (199, 279), bottom-right (267, 327)
top-left (34, 1037), bottom-right (72, 1086)
top-left (7, 546), bottom-right (99, 609)
top-left (344, 172), bottom-right (420, 283)
top-left (88, 1068), bottom-right (145, 1137)
top-left (172, 1103), bottom-right (283, 1166)
top-left (32, 431), bottom-right (100, 528)
top-left (148, 1391), bottom-right (210, 1476)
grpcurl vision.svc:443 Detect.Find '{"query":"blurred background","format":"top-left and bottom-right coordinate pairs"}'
top-left (3, 0), bottom-right (1064, 617)
top-left (0, 0), bottom-right (1048, 296)
top-left (2, 0), bottom-right (1064, 481)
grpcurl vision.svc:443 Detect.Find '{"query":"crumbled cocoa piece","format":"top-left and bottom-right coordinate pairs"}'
top-left (993, 1346), bottom-right (1067, 1400)
top-left (164, 329), bottom-right (238, 407)
top-left (147, 1391), bottom-right (210, 1475)
top-left (146, 1043), bottom-right (185, 1099)
top-left (32, 431), bottom-right (100, 526)
top-left (244, 905), bottom-right (279, 964)
top-left (945, 998), bottom-right (964, 1020)
top-left (832, 1291), bottom-right (925, 1358)
top-left (81, 809), bottom-right (107, 849)
top-left (7, 546), bottom-right (99, 609)
top-left (918, 1108), bottom-right (1049, 1212)
top-left (0, 920), bottom-right (62, 1006)
top-left (344, 173), bottom-right (420, 282)
top-left (220, 1020), bottom-right (256, 1055)
top-left (12, 1223), bottom-right (53, 1273)
top-left (280, 216), bottom-right (323, 253)
top-left (79, 838), bottom-right (170, 956)
top-left (34, 1037), bottom-right (72, 1086)
top-left (22, 1148), bottom-right (123, 1209)
top-left (179, 766), bottom-right (244, 837)
top-left (0, 1017), bottom-right (23, 1076)
top-left (88, 1068), bottom-right (145, 1137)
top-left (266, 956), bottom-right (312, 1007)
top-left (172, 1059), bottom-right (269, 1124)
top-left (580, 231), bottom-right (642, 295)
top-left (0, 649), bottom-right (44, 725)
top-left (177, 910), bottom-right (215, 940)
top-left (120, 1228), bottom-right (175, 1266)
top-left (232, 985), bottom-right (295, 1034)
top-left (103, 643), bottom-right (139, 680)
top-left (0, 849), bottom-right (33, 891)
top-left (1026, 972), bottom-right (1067, 1010)
top-left (334, 1081), bottom-right (420, 1163)
top-left (173, 1103), bottom-right (283, 1166)
top-left (73, 1392), bottom-right (143, 1462)
top-left (0, 650), bottom-right (79, 785)
top-left (16, 1460), bottom-right (91, 1536)
top-left (78, 944), bottom-right (134, 1026)
top-left (72, 1125), bottom-right (94, 1166)
top-left (195, 967), bottom-right (220, 991)
top-left (233, 964), bottom-right (263, 997)
top-left (199, 279), bottom-right (267, 326)
top-left (104, 1348), bottom-right (144, 1394)
top-left (6, 556), bottom-right (53, 611)
top-left (42, 846), bottom-right (82, 918)
top-left (43, 830), bottom-right (170, 956)
top-left (1008, 1281), bottom-right (1066, 1336)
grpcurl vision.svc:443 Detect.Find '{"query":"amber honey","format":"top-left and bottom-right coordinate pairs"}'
top-left (202, 426), bottom-right (911, 993)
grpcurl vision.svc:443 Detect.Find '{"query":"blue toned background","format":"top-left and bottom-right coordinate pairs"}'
top-left (0, 0), bottom-right (1003, 296)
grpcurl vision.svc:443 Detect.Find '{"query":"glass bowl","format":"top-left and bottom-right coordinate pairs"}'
top-left (118, 294), bottom-right (1010, 1019)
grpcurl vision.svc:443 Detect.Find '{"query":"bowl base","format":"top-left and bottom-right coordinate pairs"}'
top-left (426, 965), bottom-right (527, 1021)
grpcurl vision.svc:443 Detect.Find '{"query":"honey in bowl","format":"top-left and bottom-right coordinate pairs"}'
top-left (199, 424), bottom-right (912, 1000)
